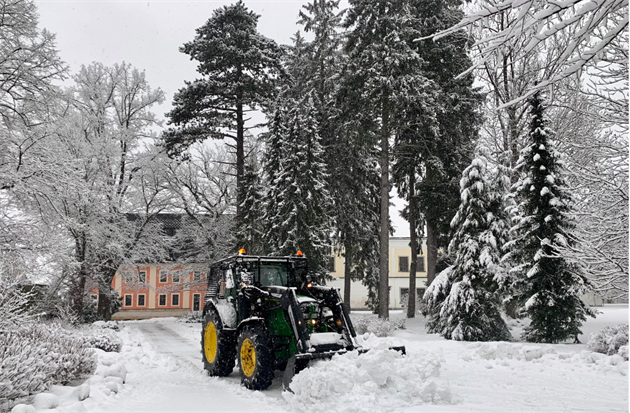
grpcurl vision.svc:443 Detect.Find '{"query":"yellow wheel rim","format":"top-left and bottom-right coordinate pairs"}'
top-left (204, 322), bottom-right (218, 363)
top-left (240, 338), bottom-right (256, 377)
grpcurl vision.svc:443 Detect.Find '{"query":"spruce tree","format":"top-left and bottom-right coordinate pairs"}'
top-left (163, 1), bottom-right (283, 233)
top-left (504, 92), bottom-right (594, 343)
top-left (409, 0), bottom-right (481, 288)
top-left (237, 155), bottom-right (266, 255)
top-left (262, 92), bottom-right (332, 275)
top-left (298, 0), bottom-right (381, 309)
top-left (343, 0), bottom-right (435, 318)
top-left (425, 157), bottom-right (512, 341)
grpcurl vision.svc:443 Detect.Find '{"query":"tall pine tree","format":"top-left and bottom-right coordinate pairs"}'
top-left (409, 0), bottom-right (481, 288)
top-left (425, 157), bottom-right (512, 341)
top-left (299, 0), bottom-right (381, 309)
top-left (343, 0), bottom-right (435, 318)
top-left (504, 92), bottom-right (594, 343)
top-left (392, 0), bottom-right (481, 315)
top-left (163, 1), bottom-right (283, 234)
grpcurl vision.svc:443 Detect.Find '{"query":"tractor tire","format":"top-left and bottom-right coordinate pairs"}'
top-left (201, 307), bottom-right (235, 376)
top-left (237, 324), bottom-right (275, 390)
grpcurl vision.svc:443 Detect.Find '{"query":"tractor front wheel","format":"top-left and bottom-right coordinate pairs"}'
top-left (237, 324), bottom-right (275, 390)
top-left (201, 307), bottom-right (235, 376)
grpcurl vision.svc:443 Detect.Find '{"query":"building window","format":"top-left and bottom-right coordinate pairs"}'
top-left (193, 294), bottom-right (201, 311)
top-left (124, 294), bottom-right (132, 307)
top-left (159, 271), bottom-right (167, 283)
top-left (173, 271), bottom-right (181, 283)
top-left (158, 294), bottom-right (166, 306)
top-left (399, 256), bottom-right (409, 272)
top-left (172, 294), bottom-right (180, 306)
top-left (138, 270), bottom-right (146, 283)
top-left (326, 256), bottom-right (335, 272)
top-left (418, 256), bottom-right (425, 272)
top-left (193, 271), bottom-right (201, 281)
top-left (138, 294), bottom-right (146, 306)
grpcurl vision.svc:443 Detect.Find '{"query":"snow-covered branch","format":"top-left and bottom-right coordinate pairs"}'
top-left (424, 0), bottom-right (628, 105)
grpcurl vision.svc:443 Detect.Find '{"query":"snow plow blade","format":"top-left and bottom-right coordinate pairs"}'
top-left (282, 345), bottom-right (406, 391)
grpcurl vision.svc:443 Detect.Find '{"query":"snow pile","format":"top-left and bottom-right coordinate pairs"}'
top-left (284, 339), bottom-right (451, 413)
top-left (587, 324), bottom-right (628, 359)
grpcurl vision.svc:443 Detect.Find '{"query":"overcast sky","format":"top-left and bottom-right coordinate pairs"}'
top-left (33, 0), bottom-right (410, 237)
top-left (34, 0), bottom-right (311, 120)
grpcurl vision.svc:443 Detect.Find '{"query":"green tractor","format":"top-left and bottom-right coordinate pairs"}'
top-left (200, 250), bottom-right (400, 390)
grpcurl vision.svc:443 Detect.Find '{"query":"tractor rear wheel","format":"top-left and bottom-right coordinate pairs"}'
top-left (237, 324), bottom-right (275, 390)
top-left (201, 307), bottom-right (235, 376)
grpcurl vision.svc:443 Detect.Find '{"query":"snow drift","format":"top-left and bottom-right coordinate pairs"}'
top-left (283, 334), bottom-right (451, 413)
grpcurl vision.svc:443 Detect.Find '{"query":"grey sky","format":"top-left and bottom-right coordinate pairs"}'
top-left (35, 1), bottom-right (307, 121)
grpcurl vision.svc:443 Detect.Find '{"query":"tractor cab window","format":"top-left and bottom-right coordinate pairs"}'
top-left (259, 263), bottom-right (288, 287)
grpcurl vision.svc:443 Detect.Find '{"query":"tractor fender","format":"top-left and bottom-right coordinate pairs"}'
top-left (236, 317), bottom-right (266, 335)
top-left (202, 300), bottom-right (217, 317)
top-left (203, 299), bottom-right (238, 329)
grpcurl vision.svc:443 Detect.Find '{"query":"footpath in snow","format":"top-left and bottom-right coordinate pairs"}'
top-left (12, 304), bottom-right (629, 413)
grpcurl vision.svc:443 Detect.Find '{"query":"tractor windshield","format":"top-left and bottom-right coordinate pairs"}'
top-left (259, 262), bottom-right (288, 287)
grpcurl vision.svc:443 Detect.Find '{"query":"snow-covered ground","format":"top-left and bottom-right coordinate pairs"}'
top-left (13, 305), bottom-right (628, 413)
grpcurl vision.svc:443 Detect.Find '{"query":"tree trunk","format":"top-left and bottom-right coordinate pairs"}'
top-left (378, 96), bottom-right (390, 319)
top-left (97, 281), bottom-right (113, 321)
top-left (70, 236), bottom-right (88, 320)
top-left (70, 264), bottom-right (87, 320)
top-left (407, 171), bottom-right (417, 319)
top-left (426, 222), bottom-right (439, 286)
top-left (97, 262), bottom-right (120, 320)
top-left (343, 240), bottom-right (352, 313)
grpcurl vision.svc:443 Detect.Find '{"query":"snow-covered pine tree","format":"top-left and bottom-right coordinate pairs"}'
top-left (504, 92), bottom-right (594, 343)
top-left (425, 156), bottom-right (512, 341)
top-left (298, 0), bottom-right (381, 310)
top-left (408, 0), bottom-right (482, 288)
top-left (164, 1), bottom-right (283, 229)
top-left (343, 0), bottom-right (435, 318)
top-left (262, 92), bottom-right (332, 275)
top-left (237, 154), bottom-right (266, 255)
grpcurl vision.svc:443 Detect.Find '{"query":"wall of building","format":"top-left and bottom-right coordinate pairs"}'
top-left (111, 264), bottom-right (206, 319)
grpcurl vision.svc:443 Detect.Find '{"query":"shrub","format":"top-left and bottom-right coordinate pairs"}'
top-left (0, 330), bottom-right (53, 410)
top-left (0, 322), bottom-right (97, 410)
top-left (351, 315), bottom-right (405, 337)
top-left (92, 321), bottom-right (120, 330)
top-left (81, 327), bottom-right (122, 352)
top-left (179, 311), bottom-right (203, 323)
top-left (587, 324), bottom-right (629, 359)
